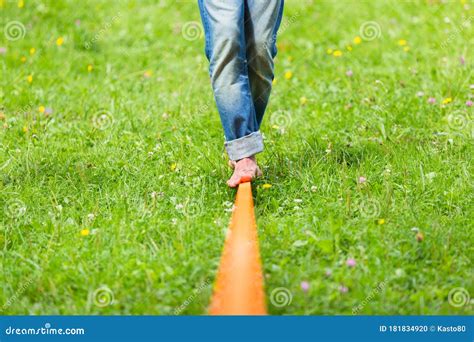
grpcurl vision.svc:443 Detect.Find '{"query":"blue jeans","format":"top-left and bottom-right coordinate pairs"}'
top-left (198, 0), bottom-right (284, 161)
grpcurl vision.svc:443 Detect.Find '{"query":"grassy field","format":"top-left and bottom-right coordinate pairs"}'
top-left (0, 0), bottom-right (473, 315)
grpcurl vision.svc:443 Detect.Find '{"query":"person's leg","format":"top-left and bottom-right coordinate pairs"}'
top-left (198, 0), bottom-right (263, 162)
top-left (244, 0), bottom-right (284, 126)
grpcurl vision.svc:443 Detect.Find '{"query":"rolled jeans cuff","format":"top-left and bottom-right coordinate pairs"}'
top-left (225, 131), bottom-right (264, 161)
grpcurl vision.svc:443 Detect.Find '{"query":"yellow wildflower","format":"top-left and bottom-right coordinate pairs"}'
top-left (398, 39), bottom-right (407, 46)
top-left (56, 37), bottom-right (64, 46)
top-left (353, 36), bottom-right (362, 44)
top-left (284, 71), bottom-right (293, 80)
top-left (333, 50), bottom-right (342, 57)
top-left (20, 56), bottom-right (27, 63)
top-left (326, 48), bottom-right (333, 55)
top-left (272, 78), bottom-right (277, 85)
top-left (27, 74), bottom-right (33, 83)
top-left (18, 0), bottom-right (24, 8)
top-left (346, 45), bottom-right (353, 51)
top-left (39, 105), bottom-right (45, 113)
top-left (300, 96), bottom-right (307, 105)
top-left (377, 218), bottom-right (385, 225)
top-left (22, 125), bottom-right (28, 133)
top-left (262, 184), bottom-right (272, 189)
top-left (404, 46), bottom-right (410, 52)
top-left (29, 48), bottom-right (36, 55)
top-left (272, 124), bottom-right (279, 129)
top-left (80, 229), bottom-right (90, 236)
top-left (170, 163), bottom-right (177, 171)
top-left (442, 97), bottom-right (452, 105)
top-left (87, 64), bottom-right (93, 72)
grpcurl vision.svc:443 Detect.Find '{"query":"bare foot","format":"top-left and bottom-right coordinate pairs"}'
top-left (227, 156), bottom-right (262, 188)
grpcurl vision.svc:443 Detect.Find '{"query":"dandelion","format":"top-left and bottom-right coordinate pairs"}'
top-left (272, 78), bottom-right (277, 85)
top-left (27, 74), bottom-right (33, 83)
top-left (80, 229), bottom-right (90, 236)
top-left (333, 50), bottom-right (342, 57)
top-left (442, 97), bottom-right (452, 105)
top-left (20, 56), bottom-right (27, 63)
top-left (262, 183), bottom-right (272, 189)
top-left (300, 281), bottom-right (310, 293)
top-left (346, 258), bottom-right (356, 267)
top-left (284, 71), bottom-right (293, 80)
top-left (353, 36), bottom-right (362, 44)
top-left (271, 124), bottom-right (279, 129)
top-left (170, 163), bottom-right (177, 171)
top-left (18, 0), bottom-right (24, 8)
top-left (377, 218), bottom-right (385, 225)
top-left (299, 96), bottom-right (307, 105)
top-left (38, 106), bottom-right (45, 113)
top-left (398, 39), bottom-right (407, 46)
top-left (29, 48), bottom-right (36, 55)
top-left (326, 48), bottom-right (333, 55)
top-left (346, 45), bottom-right (353, 51)
top-left (56, 37), bottom-right (64, 46)
top-left (428, 97), bottom-right (436, 104)
top-left (358, 176), bottom-right (366, 184)
top-left (466, 100), bottom-right (473, 107)
top-left (87, 64), bottom-right (93, 72)
top-left (404, 46), bottom-right (410, 52)
top-left (346, 70), bottom-right (353, 77)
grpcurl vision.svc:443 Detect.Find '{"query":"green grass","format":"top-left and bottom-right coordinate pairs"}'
top-left (0, 0), bottom-right (473, 315)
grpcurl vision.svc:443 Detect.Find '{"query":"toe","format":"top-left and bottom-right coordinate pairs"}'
top-left (227, 172), bottom-right (241, 188)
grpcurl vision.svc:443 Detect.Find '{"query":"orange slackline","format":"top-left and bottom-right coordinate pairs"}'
top-left (209, 178), bottom-right (267, 315)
